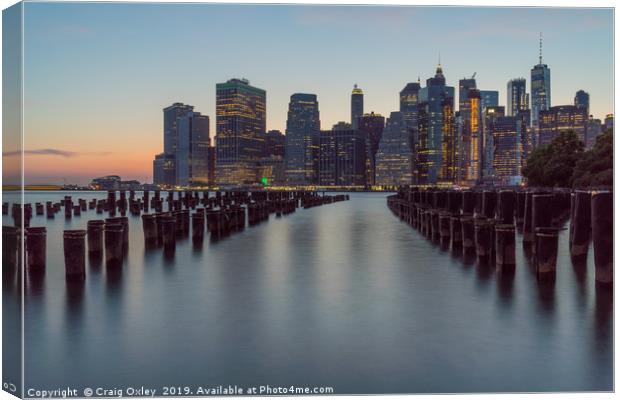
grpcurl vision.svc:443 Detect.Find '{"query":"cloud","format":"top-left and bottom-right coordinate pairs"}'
top-left (3, 148), bottom-right (111, 157)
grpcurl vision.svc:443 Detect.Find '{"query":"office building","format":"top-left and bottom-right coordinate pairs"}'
top-left (153, 153), bottom-right (176, 187)
top-left (358, 111), bottom-right (385, 186)
top-left (176, 112), bottom-right (210, 187)
top-left (215, 78), bottom-right (266, 186)
top-left (586, 117), bottom-right (603, 149)
top-left (507, 78), bottom-right (529, 117)
top-left (416, 64), bottom-right (455, 184)
top-left (351, 84), bottom-right (364, 129)
top-left (375, 111), bottom-right (413, 187)
top-left (285, 93), bottom-right (321, 186)
top-left (531, 34), bottom-right (551, 126)
top-left (265, 130), bottom-right (285, 158)
top-left (574, 90), bottom-right (589, 115)
top-left (480, 90), bottom-right (499, 112)
top-left (490, 116), bottom-right (522, 186)
top-left (319, 126), bottom-right (366, 186)
top-left (482, 106), bottom-right (505, 181)
top-left (538, 105), bottom-right (587, 146)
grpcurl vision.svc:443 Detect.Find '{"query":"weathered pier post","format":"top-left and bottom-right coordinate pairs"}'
top-left (192, 212), bottom-right (205, 245)
top-left (495, 224), bottom-right (516, 275)
top-left (569, 190), bottom-right (591, 262)
top-left (461, 216), bottom-right (476, 257)
top-left (474, 218), bottom-right (492, 264)
top-left (591, 191), bottom-right (612, 286)
top-left (497, 190), bottom-right (515, 225)
top-left (63, 230), bottom-right (86, 282)
top-left (26, 227), bottom-right (46, 274)
top-left (161, 215), bottom-right (177, 256)
top-left (104, 222), bottom-right (124, 268)
top-left (141, 214), bottom-right (158, 248)
top-left (107, 191), bottom-right (116, 216)
top-left (3, 226), bottom-right (19, 281)
top-left (535, 227), bottom-right (560, 281)
top-left (143, 190), bottom-right (150, 212)
top-left (64, 197), bottom-right (73, 219)
top-left (531, 194), bottom-right (553, 261)
top-left (87, 220), bottom-right (105, 258)
top-left (522, 191), bottom-right (534, 245)
top-left (516, 191), bottom-right (525, 229)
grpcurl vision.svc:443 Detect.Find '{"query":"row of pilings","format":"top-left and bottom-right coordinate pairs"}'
top-left (3, 190), bottom-right (349, 285)
top-left (386, 187), bottom-right (612, 287)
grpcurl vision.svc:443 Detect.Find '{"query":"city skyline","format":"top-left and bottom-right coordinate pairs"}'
top-left (10, 3), bottom-right (614, 184)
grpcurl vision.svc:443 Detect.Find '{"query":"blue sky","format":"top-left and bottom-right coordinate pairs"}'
top-left (17, 3), bottom-right (614, 183)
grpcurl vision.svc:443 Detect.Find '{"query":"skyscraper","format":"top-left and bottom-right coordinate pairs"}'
top-left (507, 78), bottom-right (529, 116)
top-left (264, 130), bottom-right (285, 158)
top-left (574, 90), bottom-right (590, 115)
top-left (531, 34), bottom-right (551, 126)
top-left (175, 112), bottom-right (210, 187)
top-left (285, 93), bottom-right (321, 186)
top-left (458, 87), bottom-right (482, 184)
top-left (416, 63), bottom-right (455, 185)
top-left (163, 102), bottom-right (194, 155)
top-left (153, 153), bottom-right (176, 187)
top-left (319, 125), bottom-right (366, 186)
top-left (375, 111), bottom-right (413, 187)
top-left (439, 97), bottom-right (457, 183)
top-left (351, 84), bottom-right (364, 130)
top-left (586, 117), bottom-right (603, 149)
top-left (538, 105), bottom-right (587, 146)
top-left (215, 78), bottom-right (266, 186)
top-left (604, 114), bottom-right (614, 132)
top-left (479, 90), bottom-right (499, 112)
top-left (400, 82), bottom-right (421, 183)
top-left (482, 105), bottom-right (505, 182)
top-left (358, 111), bottom-right (385, 186)
top-left (491, 116), bottom-right (522, 186)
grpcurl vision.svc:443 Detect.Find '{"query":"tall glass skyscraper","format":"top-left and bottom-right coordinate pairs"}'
top-left (285, 93), bottom-right (321, 186)
top-left (416, 64), bottom-right (455, 185)
top-left (351, 84), bottom-right (364, 130)
top-left (531, 35), bottom-right (551, 126)
top-left (358, 112), bottom-right (385, 186)
top-left (479, 90), bottom-right (499, 112)
top-left (163, 102), bottom-right (194, 155)
top-left (319, 124), bottom-right (366, 186)
top-left (507, 78), bottom-right (529, 117)
top-left (375, 111), bottom-right (413, 187)
top-left (490, 115), bottom-right (522, 186)
top-left (176, 112), bottom-right (210, 187)
top-left (215, 78), bottom-right (266, 186)
top-left (399, 82), bottom-right (421, 181)
top-left (574, 90), bottom-right (590, 116)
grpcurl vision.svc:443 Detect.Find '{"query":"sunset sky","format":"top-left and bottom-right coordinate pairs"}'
top-left (6, 3), bottom-right (614, 185)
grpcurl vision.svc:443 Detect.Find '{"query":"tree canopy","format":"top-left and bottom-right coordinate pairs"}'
top-left (571, 130), bottom-right (613, 188)
top-left (522, 131), bottom-right (585, 188)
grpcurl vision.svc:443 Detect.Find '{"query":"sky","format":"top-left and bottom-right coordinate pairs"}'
top-left (5, 2), bottom-right (615, 185)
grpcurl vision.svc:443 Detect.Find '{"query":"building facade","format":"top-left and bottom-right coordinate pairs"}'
top-left (531, 37), bottom-right (551, 126)
top-left (538, 105), bottom-right (587, 146)
top-left (375, 111), bottom-right (413, 187)
top-left (319, 125), bottom-right (366, 186)
top-left (176, 112), bottom-right (210, 187)
top-left (358, 111), bottom-right (385, 186)
top-left (491, 116), bottom-right (522, 186)
top-left (215, 78), bottom-right (266, 186)
top-left (285, 93), bottom-right (321, 186)
top-left (416, 64), bottom-right (455, 185)
top-left (574, 90), bottom-right (589, 115)
top-left (507, 78), bottom-right (529, 117)
top-left (351, 84), bottom-right (364, 130)
top-left (482, 105), bottom-right (505, 182)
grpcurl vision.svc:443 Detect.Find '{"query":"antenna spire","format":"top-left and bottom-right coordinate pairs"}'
top-left (539, 32), bottom-right (543, 64)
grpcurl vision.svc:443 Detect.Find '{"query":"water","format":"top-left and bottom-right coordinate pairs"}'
top-left (3, 191), bottom-right (613, 394)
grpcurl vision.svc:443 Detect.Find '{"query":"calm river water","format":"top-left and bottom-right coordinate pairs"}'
top-left (2, 191), bottom-right (613, 394)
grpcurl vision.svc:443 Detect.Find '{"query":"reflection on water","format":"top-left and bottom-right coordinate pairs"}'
top-left (1, 191), bottom-right (613, 394)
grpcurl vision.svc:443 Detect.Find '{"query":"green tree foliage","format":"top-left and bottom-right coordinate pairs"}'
top-left (571, 130), bottom-right (613, 188)
top-left (522, 131), bottom-right (584, 187)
